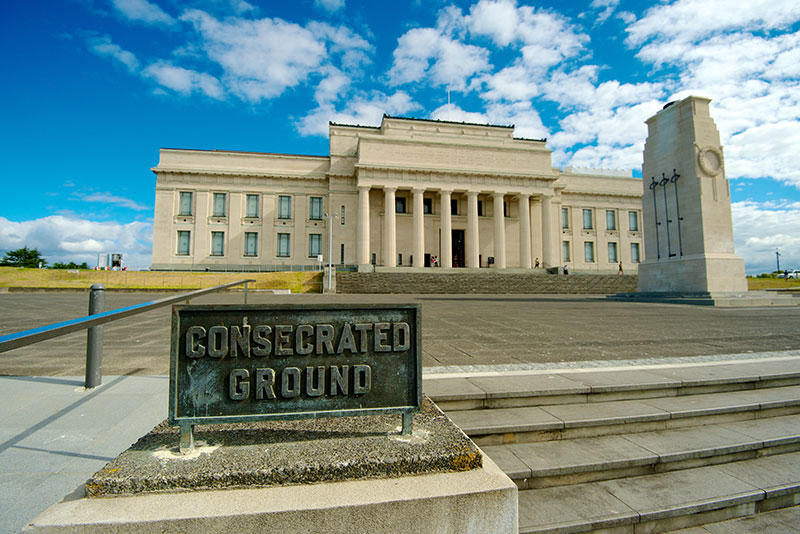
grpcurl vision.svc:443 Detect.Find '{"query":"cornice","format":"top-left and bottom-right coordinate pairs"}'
top-left (354, 163), bottom-right (558, 182)
top-left (152, 167), bottom-right (327, 180)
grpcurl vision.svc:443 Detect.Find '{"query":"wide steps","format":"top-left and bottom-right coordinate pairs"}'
top-left (516, 452), bottom-right (800, 533)
top-left (336, 271), bottom-right (638, 294)
top-left (427, 357), bottom-right (800, 532)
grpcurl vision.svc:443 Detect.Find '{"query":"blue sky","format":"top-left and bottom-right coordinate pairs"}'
top-left (1, 0), bottom-right (798, 273)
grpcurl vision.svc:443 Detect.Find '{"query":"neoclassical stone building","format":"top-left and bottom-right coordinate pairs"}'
top-left (151, 116), bottom-right (643, 272)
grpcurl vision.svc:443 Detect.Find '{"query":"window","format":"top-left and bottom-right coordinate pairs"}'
top-left (504, 201), bottom-right (509, 217)
top-left (398, 253), bottom-right (403, 265)
top-left (423, 197), bottom-right (433, 214)
top-left (246, 194), bottom-right (259, 218)
top-left (213, 193), bottom-right (227, 217)
top-left (309, 233), bottom-right (322, 257)
top-left (606, 210), bottom-right (616, 230)
top-left (582, 209), bottom-right (593, 230)
top-left (584, 241), bottom-right (595, 263)
top-left (629, 211), bottom-right (639, 231)
top-left (371, 253), bottom-right (376, 265)
top-left (309, 197), bottom-right (323, 220)
top-left (244, 232), bottom-right (257, 256)
top-left (477, 200), bottom-right (484, 216)
top-left (177, 231), bottom-right (190, 255)
top-left (395, 197), bottom-right (407, 213)
top-left (179, 192), bottom-right (193, 216)
top-left (278, 196), bottom-right (292, 219)
top-left (277, 233), bottom-right (290, 257)
top-left (631, 242), bottom-right (641, 263)
top-left (608, 242), bottom-right (618, 263)
top-left (341, 205), bottom-right (345, 225)
top-left (211, 231), bottom-right (225, 256)
top-left (340, 243), bottom-right (345, 264)
top-left (561, 207), bottom-right (569, 229)
top-left (451, 198), bottom-right (459, 215)
top-left (562, 241), bottom-right (570, 262)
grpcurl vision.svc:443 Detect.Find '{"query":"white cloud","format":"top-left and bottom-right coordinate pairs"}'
top-left (143, 61), bottom-right (224, 99)
top-left (0, 216), bottom-right (153, 270)
top-left (586, 0), bottom-right (620, 26)
top-left (82, 193), bottom-right (151, 211)
top-left (297, 91), bottom-right (419, 136)
top-left (180, 10), bottom-right (370, 103)
top-left (430, 104), bottom-right (488, 125)
top-left (314, 0), bottom-right (345, 13)
top-left (87, 35), bottom-right (139, 72)
top-left (110, 0), bottom-right (175, 26)
top-left (731, 200), bottom-right (800, 274)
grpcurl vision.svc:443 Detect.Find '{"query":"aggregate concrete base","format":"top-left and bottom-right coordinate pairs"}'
top-left (609, 290), bottom-right (799, 307)
top-left (26, 448), bottom-right (516, 534)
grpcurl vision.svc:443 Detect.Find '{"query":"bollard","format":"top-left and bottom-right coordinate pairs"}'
top-left (85, 284), bottom-right (105, 389)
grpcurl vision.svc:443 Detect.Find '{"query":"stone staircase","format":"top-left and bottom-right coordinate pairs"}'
top-left (424, 358), bottom-right (800, 533)
top-left (337, 271), bottom-right (638, 294)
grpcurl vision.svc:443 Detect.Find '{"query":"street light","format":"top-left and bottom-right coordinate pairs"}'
top-left (324, 212), bottom-right (339, 292)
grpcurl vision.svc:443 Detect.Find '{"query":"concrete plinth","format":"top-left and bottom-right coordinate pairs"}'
top-left (26, 398), bottom-right (517, 533)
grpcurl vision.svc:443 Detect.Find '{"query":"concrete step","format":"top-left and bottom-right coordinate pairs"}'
top-left (516, 451), bottom-right (800, 533)
top-left (448, 385), bottom-right (800, 446)
top-left (483, 414), bottom-right (800, 489)
top-left (425, 359), bottom-right (800, 411)
top-left (667, 504), bottom-right (800, 533)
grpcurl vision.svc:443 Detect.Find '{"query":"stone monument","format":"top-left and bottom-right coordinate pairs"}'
top-left (638, 96), bottom-right (747, 295)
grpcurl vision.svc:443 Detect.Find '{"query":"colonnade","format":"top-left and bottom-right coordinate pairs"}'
top-left (356, 186), bottom-right (559, 269)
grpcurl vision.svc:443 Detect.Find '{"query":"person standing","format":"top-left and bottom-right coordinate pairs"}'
top-left (618, 261), bottom-right (623, 274)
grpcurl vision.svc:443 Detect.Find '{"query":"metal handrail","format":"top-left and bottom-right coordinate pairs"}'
top-left (0, 279), bottom-right (256, 354)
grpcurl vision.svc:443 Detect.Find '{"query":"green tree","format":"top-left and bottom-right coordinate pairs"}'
top-left (0, 246), bottom-right (47, 268)
top-left (51, 261), bottom-right (90, 270)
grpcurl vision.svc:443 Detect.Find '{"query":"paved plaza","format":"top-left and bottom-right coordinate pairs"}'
top-left (2, 290), bottom-right (800, 533)
top-left (2, 291), bottom-right (800, 377)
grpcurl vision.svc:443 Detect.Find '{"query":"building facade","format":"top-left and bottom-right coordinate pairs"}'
top-left (151, 116), bottom-right (643, 272)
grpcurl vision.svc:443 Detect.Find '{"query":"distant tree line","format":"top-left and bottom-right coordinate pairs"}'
top-left (0, 246), bottom-right (88, 269)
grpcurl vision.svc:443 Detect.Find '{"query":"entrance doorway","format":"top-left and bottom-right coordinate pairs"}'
top-left (452, 229), bottom-right (465, 267)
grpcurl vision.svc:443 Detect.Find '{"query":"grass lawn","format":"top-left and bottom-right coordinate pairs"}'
top-left (0, 267), bottom-right (323, 293)
top-left (747, 276), bottom-right (800, 291)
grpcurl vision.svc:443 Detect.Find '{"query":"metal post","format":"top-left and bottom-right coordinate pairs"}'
top-left (85, 284), bottom-right (105, 389)
top-left (670, 169), bottom-right (683, 257)
top-left (649, 177), bottom-right (661, 259)
top-left (402, 412), bottom-right (413, 435)
top-left (179, 422), bottom-right (195, 454)
top-left (660, 173), bottom-right (674, 258)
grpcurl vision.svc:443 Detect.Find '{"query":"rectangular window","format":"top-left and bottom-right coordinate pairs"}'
top-left (504, 201), bottom-right (509, 217)
top-left (179, 192), bottom-right (193, 216)
top-left (398, 253), bottom-right (403, 265)
top-left (477, 200), bottom-right (484, 216)
top-left (562, 241), bottom-right (570, 262)
top-left (340, 243), bottom-right (345, 264)
top-left (608, 242), bottom-right (618, 263)
top-left (561, 207), bottom-right (569, 229)
top-left (423, 197), bottom-right (433, 214)
top-left (277, 233), bottom-right (290, 257)
top-left (606, 210), bottom-right (616, 230)
top-left (582, 209), bottom-right (593, 230)
top-left (631, 242), bottom-right (641, 263)
top-left (309, 197), bottom-right (323, 220)
top-left (177, 230), bottom-right (190, 255)
top-left (244, 232), bottom-right (257, 256)
top-left (395, 197), bottom-right (407, 213)
top-left (211, 231), bottom-right (224, 256)
top-left (246, 194), bottom-right (259, 218)
top-left (213, 193), bottom-right (227, 217)
top-left (278, 195), bottom-right (292, 219)
top-left (584, 241), bottom-right (595, 263)
top-left (341, 205), bottom-right (345, 225)
top-left (451, 198), bottom-right (458, 215)
top-left (309, 233), bottom-right (322, 257)
top-left (629, 211), bottom-right (639, 231)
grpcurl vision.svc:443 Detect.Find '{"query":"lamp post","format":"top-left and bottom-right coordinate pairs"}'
top-left (324, 212), bottom-right (339, 292)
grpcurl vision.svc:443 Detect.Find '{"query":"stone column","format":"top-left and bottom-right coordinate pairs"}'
top-left (466, 191), bottom-right (480, 268)
top-left (384, 187), bottom-right (397, 267)
top-left (440, 190), bottom-right (452, 268)
top-left (357, 186), bottom-right (370, 265)
top-left (412, 188), bottom-right (424, 267)
top-left (541, 194), bottom-right (557, 268)
top-left (518, 194), bottom-right (532, 269)
top-left (492, 193), bottom-right (506, 269)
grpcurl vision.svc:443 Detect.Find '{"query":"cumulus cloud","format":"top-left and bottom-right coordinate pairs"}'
top-left (296, 91), bottom-right (420, 136)
top-left (731, 200), bottom-right (800, 274)
top-left (314, 0), bottom-right (345, 13)
top-left (87, 35), bottom-right (139, 72)
top-left (110, 0), bottom-right (176, 26)
top-left (143, 61), bottom-right (224, 99)
top-left (0, 216), bottom-right (153, 270)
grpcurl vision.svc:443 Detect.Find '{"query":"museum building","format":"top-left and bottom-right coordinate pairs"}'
top-left (151, 115), bottom-right (644, 272)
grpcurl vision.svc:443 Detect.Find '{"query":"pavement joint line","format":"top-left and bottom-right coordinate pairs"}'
top-left (422, 350), bottom-right (800, 380)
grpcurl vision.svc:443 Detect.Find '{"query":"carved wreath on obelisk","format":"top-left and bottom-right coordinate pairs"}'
top-left (697, 145), bottom-right (723, 176)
